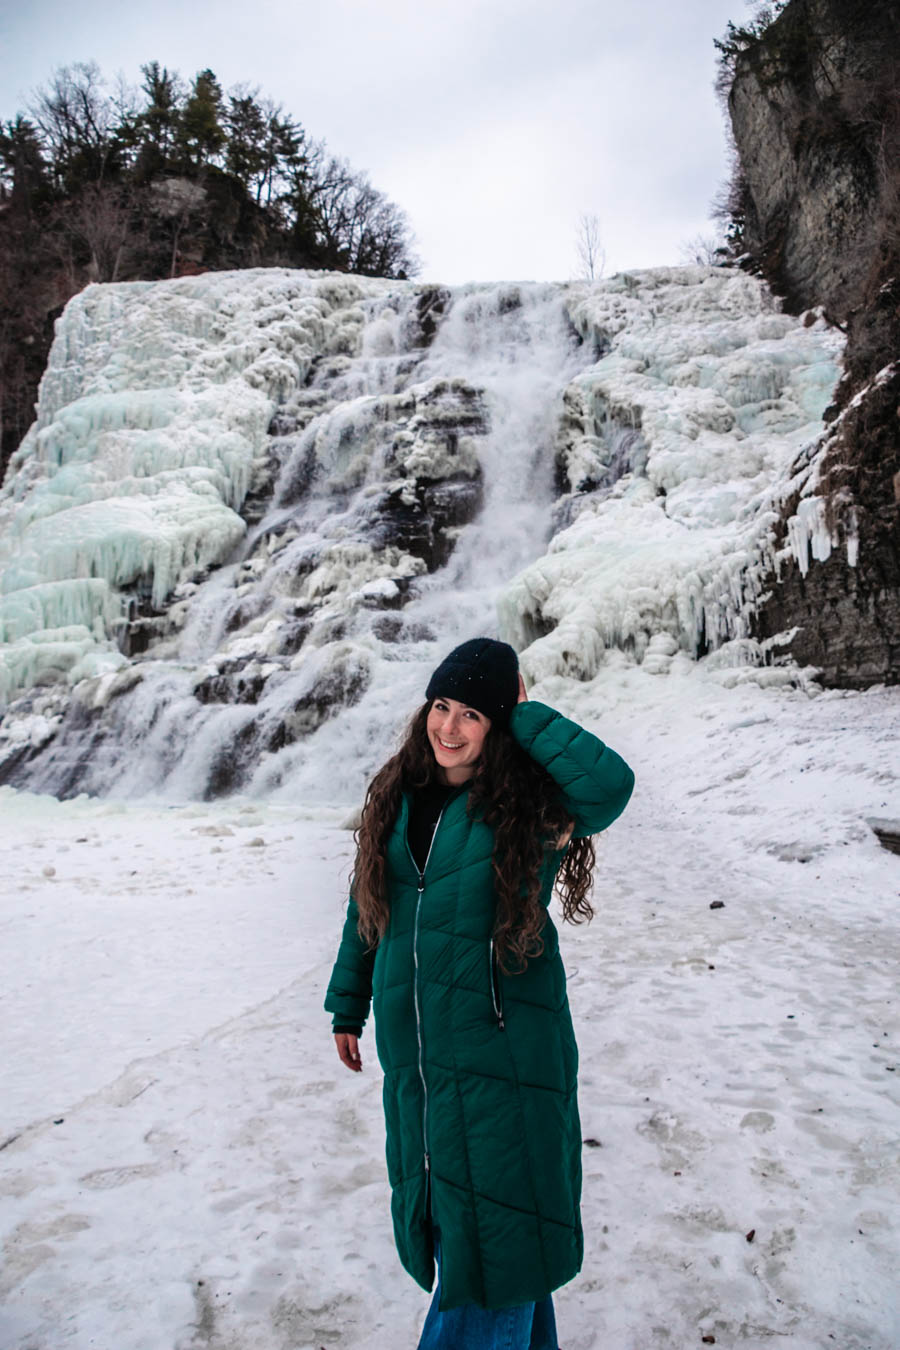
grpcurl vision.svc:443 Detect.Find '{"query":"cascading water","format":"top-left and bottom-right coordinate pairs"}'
top-left (0, 275), bottom-right (589, 803)
top-left (0, 265), bottom-right (845, 804)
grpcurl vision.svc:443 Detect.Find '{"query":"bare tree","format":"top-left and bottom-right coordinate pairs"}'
top-left (66, 183), bottom-right (134, 281)
top-left (150, 177), bottom-right (207, 277)
top-left (298, 141), bottom-right (417, 277)
top-left (679, 232), bottom-right (728, 266)
top-left (575, 212), bottom-right (605, 281)
top-left (30, 62), bottom-right (117, 189)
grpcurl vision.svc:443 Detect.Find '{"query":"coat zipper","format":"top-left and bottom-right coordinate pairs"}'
top-left (489, 936), bottom-right (505, 1031)
top-left (406, 803), bottom-right (447, 1220)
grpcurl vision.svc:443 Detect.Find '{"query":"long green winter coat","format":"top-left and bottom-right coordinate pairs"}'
top-left (324, 701), bottom-right (634, 1311)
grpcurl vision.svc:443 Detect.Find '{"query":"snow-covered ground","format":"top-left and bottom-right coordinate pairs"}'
top-left (2, 666), bottom-right (898, 1350)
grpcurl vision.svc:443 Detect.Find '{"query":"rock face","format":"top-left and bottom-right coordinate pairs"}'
top-left (729, 0), bottom-right (888, 318)
top-left (728, 0), bottom-right (900, 685)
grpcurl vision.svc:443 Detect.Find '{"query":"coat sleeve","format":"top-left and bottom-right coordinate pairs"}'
top-left (509, 700), bottom-right (634, 838)
top-left (324, 894), bottom-right (376, 1035)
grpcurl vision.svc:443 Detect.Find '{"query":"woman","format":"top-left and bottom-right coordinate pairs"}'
top-left (325, 637), bottom-right (634, 1349)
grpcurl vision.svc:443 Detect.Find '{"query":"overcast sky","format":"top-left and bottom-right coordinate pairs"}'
top-left (0, 0), bottom-right (746, 283)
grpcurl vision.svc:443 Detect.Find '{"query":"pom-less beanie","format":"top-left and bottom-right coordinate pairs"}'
top-left (425, 637), bottom-right (519, 726)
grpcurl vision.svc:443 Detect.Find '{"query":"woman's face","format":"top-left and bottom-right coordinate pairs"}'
top-left (426, 697), bottom-right (491, 784)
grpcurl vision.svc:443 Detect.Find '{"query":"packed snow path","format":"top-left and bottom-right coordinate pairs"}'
top-left (2, 671), bottom-right (898, 1350)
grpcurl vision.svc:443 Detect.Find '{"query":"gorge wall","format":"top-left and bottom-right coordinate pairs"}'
top-left (728, 0), bottom-right (900, 685)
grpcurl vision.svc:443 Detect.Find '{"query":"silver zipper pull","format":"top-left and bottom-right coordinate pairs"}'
top-left (489, 939), bottom-right (505, 1031)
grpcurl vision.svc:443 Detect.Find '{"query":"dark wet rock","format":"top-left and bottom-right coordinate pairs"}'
top-left (271, 649), bottom-right (371, 747)
top-left (197, 643), bottom-right (374, 795)
top-left (204, 720), bottom-right (259, 798)
top-left (0, 738), bottom-right (37, 786)
top-left (120, 586), bottom-right (193, 658)
top-left (121, 618), bottom-right (158, 658)
top-left (194, 667), bottom-right (269, 706)
top-left (275, 438), bottom-right (318, 507)
top-left (415, 378), bottom-right (486, 429)
top-left (371, 614), bottom-right (404, 642)
top-left (423, 478), bottom-right (483, 532)
top-left (224, 593), bottom-right (271, 635)
top-left (369, 477), bottom-right (484, 572)
top-left (2, 715), bottom-right (107, 799)
top-left (371, 615), bottom-right (436, 643)
top-left (357, 576), bottom-right (414, 610)
top-left (867, 818), bottom-right (900, 857)
top-left (497, 286), bottom-right (522, 314)
top-left (308, 615), bottom-right (348, 646)
top-left (751, 365), bottom-right (900, 687)
top-left (241, 448), bottom-right (286, 525)
top-left (274, 619), bottom-right (312, 657)
top-left (404, 288), bottom-right (451, 348)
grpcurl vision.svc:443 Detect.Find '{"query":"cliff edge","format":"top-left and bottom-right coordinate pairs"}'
top-left (728, 0), bottom-right (899, 685)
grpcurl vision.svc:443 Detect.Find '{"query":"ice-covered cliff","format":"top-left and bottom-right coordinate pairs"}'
top-left (727, 0), bottom-right (900, 684)
top-left (0, 265), bottom-right (843, 801)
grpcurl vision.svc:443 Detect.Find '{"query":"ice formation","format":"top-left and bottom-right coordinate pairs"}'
top-left (0, 272), bottom-right (372, 701)
top-left (0, 266), bottom-right (844, 801)
top-left (501, 269), bottom-right (844, 683)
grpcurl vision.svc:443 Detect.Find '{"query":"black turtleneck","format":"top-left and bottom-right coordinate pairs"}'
top-left (407, 780), bottom-right (467, 873)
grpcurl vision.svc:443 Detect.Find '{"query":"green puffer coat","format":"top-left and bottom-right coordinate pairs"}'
top-left (325, 701), bottom-right (634, 1311)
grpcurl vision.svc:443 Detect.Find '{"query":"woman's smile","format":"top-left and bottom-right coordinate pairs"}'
top-left (426, 698), bottom-right (491, 783)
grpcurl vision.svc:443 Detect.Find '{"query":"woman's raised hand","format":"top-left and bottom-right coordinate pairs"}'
top-left (334, 1033), bottom-right (362, 1072)
top-left (517, 672), bottom-right (528, 703)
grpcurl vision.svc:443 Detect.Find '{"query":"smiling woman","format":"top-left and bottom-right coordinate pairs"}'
top-left (426, 698), bottom-right (491, 775)
top-left (324, 636), bottom-right (634, 1349)
top-left (425, 650), bottom-right (498, 786)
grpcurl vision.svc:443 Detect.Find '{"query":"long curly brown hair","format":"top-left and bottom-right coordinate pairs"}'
top-left (352, 702), bottom-right (596, 972)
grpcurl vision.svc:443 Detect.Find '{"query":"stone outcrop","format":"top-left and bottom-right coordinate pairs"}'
top-left (728, 0), bottom-right (899, 684)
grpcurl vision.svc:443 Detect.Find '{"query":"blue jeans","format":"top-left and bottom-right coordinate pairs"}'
top-left (417, 1227), bottom-right (559, 1350)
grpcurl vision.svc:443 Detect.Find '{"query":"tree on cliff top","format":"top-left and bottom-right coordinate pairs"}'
top-left (0, 58), bottom-right (419, 479)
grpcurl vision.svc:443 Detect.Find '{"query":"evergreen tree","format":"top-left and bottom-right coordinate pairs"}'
top-left (0, 117), bottom-right (50, 212)
top-left (134, 62), bottom-right (182, 180)
top-left (177, 69), bottom-right (225, 171)
top-left (260, 106), bottom-right (306, 209)
top-left (225, 89), bottom-right (267, 192)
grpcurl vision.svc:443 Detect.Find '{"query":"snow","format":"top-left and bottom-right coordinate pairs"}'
top-left (2, 667), bottom-right (898, 1350)
top-left (0, 263), bottom-right (897, 1347)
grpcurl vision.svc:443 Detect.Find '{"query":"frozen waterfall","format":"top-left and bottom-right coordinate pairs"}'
top-left (0, 266), bottom-right (843, 803)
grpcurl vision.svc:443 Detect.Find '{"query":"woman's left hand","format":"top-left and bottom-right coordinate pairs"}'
top-left (517, 673), bottom-right (528, 703)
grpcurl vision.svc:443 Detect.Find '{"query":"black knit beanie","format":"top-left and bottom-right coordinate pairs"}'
top-left (425, 637), bottom-right (520, 726)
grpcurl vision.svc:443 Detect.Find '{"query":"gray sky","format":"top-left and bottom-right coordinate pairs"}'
top-left (0, 0), bottom-right (744, 283)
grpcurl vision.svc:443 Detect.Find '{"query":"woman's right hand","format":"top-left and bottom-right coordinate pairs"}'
top-left (334, 1033), bottom-right (362, 1072)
